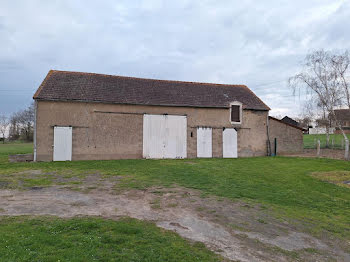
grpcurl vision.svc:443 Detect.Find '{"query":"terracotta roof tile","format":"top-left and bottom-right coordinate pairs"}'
top-left (33, 70), bottom-right (270, 110)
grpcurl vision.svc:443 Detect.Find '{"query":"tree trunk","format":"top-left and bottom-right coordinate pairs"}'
top-left (345, 140), bottom-right (349, 161)
top-left (338, 125), bottom-right (349, 160)
top-left (325, 125), bottom-right (330, 148)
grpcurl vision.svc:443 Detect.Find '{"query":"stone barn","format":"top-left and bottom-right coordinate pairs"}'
top-left (33, 70), bottom-right (274, 161)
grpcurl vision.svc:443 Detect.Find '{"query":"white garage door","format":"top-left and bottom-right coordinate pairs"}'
top-left (53, 126), bottom-right (72, 161)
top-left (143, 114), bottom-right (187, 159)
top-left (197, 127), bottom-right (212, 158)
top-left (223, 128), bottom-right (237, 158)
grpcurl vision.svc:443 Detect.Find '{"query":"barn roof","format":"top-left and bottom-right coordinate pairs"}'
top-left (269, 116), bottom-right (305, 131)
top-left (33, 70), bottom-right (270, 110)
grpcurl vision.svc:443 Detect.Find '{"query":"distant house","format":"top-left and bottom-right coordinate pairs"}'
top-left (281, 116), bottom-right (299, 127)
top-left (281, 116), bottom-right (309, 134)
top-left (334, 109), bottom-right (350, 134)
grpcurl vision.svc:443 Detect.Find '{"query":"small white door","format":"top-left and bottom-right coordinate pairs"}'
top-left (53, 126), bottom-right (72, 161)
top-left (197, 127), bottom-right (212, 158)
top-left (143, 115), bottom-right (187, 159)
top-left (223, 128), bottom-right (237, 158)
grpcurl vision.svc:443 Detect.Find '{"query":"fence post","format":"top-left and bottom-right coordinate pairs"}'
top-left (317, 139), bottom-right (321, 157)
top-left (342, 138), bottom-right (345, 150)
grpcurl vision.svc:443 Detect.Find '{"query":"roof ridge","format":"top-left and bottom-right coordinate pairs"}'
top-left (49, 69), bottom-right (248, 88)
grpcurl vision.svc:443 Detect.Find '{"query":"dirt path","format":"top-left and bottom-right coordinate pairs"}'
top-left (0, 183), bottom-right (348, 262)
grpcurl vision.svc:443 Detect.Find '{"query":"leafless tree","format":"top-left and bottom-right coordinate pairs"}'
top-left (0, 114), bottom-right (9, 143)
top-left (331, 51), bottom-right (350, 108)
top-left (297, 101), bottom-right (315, 130)
top-left (8, 103), bottom-right (35, 142)
top-left (289, 50), bottom-right (350, 160)
top-left (16, 103), bottom-right (34, 141)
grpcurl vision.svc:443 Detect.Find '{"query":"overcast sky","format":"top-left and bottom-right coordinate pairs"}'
top-left (1, 0), bottom-right (349, 117)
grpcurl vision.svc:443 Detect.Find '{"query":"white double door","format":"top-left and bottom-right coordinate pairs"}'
top-left (143, 114), bottom-right (187, 159)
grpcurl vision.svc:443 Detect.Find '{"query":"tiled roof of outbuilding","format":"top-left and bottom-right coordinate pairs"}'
top-left (33, 70), bottom-right (270, 110)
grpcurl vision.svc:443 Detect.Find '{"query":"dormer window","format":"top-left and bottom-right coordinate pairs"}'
top-left (230, 102), bottom-right (242, 124)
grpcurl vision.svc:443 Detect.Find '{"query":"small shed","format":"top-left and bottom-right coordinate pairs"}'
top-left (268, 116), bottom-right (304, 154)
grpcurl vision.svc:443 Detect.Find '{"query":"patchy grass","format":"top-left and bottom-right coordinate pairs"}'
top-left (0, 216), bottom-right (221, 262)
top-left (150, 198), bottom-right (162, 209)
top-left (303, 134), bottom-right (350, 149)
top-left (311, 171), bottom-right (350, 188)
top-left (0, 143), bottom-right (350, 240)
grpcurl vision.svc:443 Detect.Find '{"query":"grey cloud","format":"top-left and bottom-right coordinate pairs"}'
top-left (0, 0), bottom-right (349, 116)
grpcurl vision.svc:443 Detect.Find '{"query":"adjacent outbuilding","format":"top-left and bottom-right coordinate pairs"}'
top-left (268, 116), bottom-right (304, 154)
top-left (33, 70), bottom-right (273, 161)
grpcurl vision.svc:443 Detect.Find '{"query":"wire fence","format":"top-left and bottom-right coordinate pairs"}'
top-left (304, 134), bottom-right (349, 150)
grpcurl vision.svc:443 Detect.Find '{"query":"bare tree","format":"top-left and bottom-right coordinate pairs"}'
top-left (289, 50), bottom-right (350, 160)
top-left (331, 51), bottom-right (350, 108)
top-left (8, 113), bottom-right (20, 141)
top-left (297, 101), bottom-right (315, 130)
top-left (8, 103), bottom-right (35, 142)
top-left (0, 114), bottom-right (9, 143)
top-left (16, 103), bottom-right (34, 141)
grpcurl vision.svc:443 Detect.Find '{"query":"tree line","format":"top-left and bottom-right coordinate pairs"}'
top-left (0, 103), bottom-right (34, 143)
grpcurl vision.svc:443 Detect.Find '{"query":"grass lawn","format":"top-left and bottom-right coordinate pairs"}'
top-left (0, 142), bottom-right (33, 156)
top-left (0, 216), bottom-right (220, 262)
top-left (0, 142), bottom-right (350, 240)
top-left (304, 134), bottom-right (350, 149)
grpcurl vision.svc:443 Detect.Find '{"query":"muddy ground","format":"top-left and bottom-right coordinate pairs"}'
top-left (0, 171), bottom-right (349, 262)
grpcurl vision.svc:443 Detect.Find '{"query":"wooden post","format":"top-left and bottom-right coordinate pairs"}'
top-left (345, 139), bottom-right (349, 161)
top-left (317, 139), bottom-right (321, 157)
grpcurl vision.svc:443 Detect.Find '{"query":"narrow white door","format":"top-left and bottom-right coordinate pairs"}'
top-left (163, 115), bottom-right (187, 158)
top-left (197, 127), bottom-right (212, 158)
top-left (223, 128), bottom-right (237, 158)
top-left (143, 115), bottom-right (187, 159)
top-left (53, 126), bottom-right (72, 161)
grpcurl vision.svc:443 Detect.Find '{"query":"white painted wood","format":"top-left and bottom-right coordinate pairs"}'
top-left (197, 127), bottom-right (212, 158)
top-left (143, 115), bottom-right (187, 159)
top-left (53, 126), bottom-right (72, 161)
top-left (223, 128), bottom-right (237, 158)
